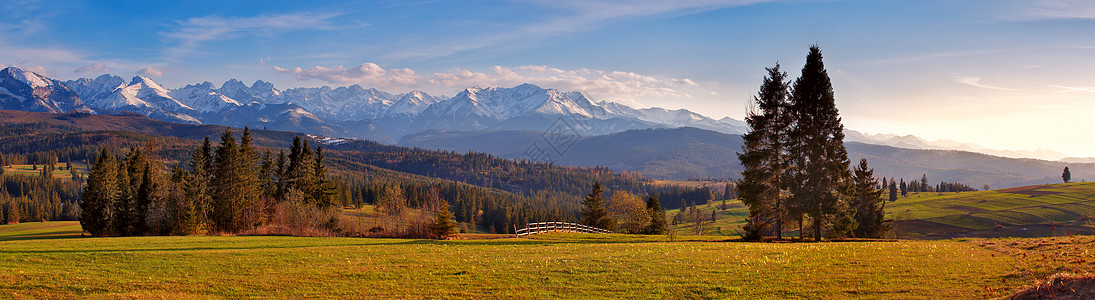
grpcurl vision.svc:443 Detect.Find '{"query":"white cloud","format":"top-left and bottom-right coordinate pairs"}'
top-left (954, 76), bottom-right (1014, 91)
top-left (385, 0), bottom-right (771, 60)
top-left (73, 62), bottom-right (109, 74)
top-left (137, 67), bottom-right (164, 77)
top-left (11, 64), bottom-right (50, 76)
top-left (1019, 0), bottom-right (1095, 20)
top-left (163, 12), bottom-right (352, 59)
top-left (273, 63), bottom-right (421, 88)
top-left (426, 65), bottom-right (700, 103)
top-left (272, 63), bottom-right (704, 104)
top-left (1048, 84), bottom-right (1095, 93)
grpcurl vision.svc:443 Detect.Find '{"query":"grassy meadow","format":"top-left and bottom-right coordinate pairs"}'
top-left (667, 181), bottom-right (1095, 239)
top-left (3, 221), bottom-right (1091, 298)
top-left (1, 163), bottom-right (89, 179)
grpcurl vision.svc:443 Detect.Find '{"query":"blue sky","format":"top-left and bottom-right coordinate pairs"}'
top-left (2, 0), bottom-right (1094, 157)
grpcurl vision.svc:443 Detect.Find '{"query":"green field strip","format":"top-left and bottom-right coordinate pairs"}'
top-left (972, 210), bottom-right (1047, 226)
top-left (1046, 202), bottom-right (1095, 217)
top-left (1007, 206), bottom-right (1083, 222)
top-left (924, 214), bottom-right (999, 230)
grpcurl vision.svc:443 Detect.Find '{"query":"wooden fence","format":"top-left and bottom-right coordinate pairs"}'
top-left (514, 221), bottom-right (612, 237)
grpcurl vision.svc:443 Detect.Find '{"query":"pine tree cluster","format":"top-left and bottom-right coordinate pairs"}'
top-left (736, 46), bottom-right (890, 241)
top-left (79, 128), bottom-right (336, 236)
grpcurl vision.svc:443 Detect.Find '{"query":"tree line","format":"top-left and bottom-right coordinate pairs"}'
top-left (736, 46), bottom-right (890, 241)
top-left (80, 128), bottom-right (340, 236)
top-left (879, 175), bottom-right (978, 200)
top-left (0, 175), bottom-right (82, 223)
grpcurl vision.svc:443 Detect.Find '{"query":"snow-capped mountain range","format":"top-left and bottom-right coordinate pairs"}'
top-left (0, 66), bottom-right (1077, 161)
top-left (0, 67), bottom-right (747, 144)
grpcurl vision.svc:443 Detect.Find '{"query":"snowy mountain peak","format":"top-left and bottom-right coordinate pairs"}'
top-left (220, 78), bottom-right (248, 91)
top-left (7, 67), bottom-right (52, 89)
top-left (0, 67), bottom-right (83, 113)
top-left (250, 80), bottom-right (280, 97)
top-left (380, 90), bottom-right (441, 118)
top-left (170, 82), bottom-right (241, 113)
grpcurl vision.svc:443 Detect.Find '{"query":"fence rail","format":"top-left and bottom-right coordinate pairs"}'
top-left (515, 221), bottom-right (613, 237)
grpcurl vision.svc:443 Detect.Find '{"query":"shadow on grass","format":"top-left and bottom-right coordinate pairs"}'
top-left (0, 232), bottom-right (85, 242)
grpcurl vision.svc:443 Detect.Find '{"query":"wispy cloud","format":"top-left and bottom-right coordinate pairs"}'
top-left (954, 76), bottom-right (1015, 91)
top-left (273, 63), bottom-right (420, 87)
top-left (137, 67), bottom-right (164, 77)
top-left (163, 12), bottom-right (355, 59)
top-left (387, 0), bottom-right (772, 61)
top-left (1049, 84), bottom-right (1095, 93)
top-left (74, 62), bottom-right (109, 74)
top-left (1018, 0), bottom-right (1095, 20)
top-left (274, 62), bottom-right (702, 104)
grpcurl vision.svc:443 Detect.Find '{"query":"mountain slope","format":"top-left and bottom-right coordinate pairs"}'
top-left (401, 127), bottom-right (1095, 188)
top-left (0, 67), bottom-right (83, 113)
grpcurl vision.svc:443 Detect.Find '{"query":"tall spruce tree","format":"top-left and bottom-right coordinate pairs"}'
top-left (211, 129), bottom-right (247, 232)
top-left (187, 144), bottom-right (212, 229)
top-left (580, 182), bottom-right (614, 231)
top-left (850, 159), bottom-right (890, 238)
top-left (311, 145), bottom-right (335, 207)
top-left (113, 154), bottom-right (136, 235)
top-left (888, 179), bottom-right (898, 202)
top-left (644, 194), bottom-right (667, 234)
top-left (80, 148), bottom-right (119, 236)
top-left (736, 63), bottom-right (791, 240)
top-left (237, 127), bottom-right (261, 227)
top-left (786, 46), bottom-right (852, 241)
top-left (1063, 167), bottom-right (1071, 183)
top-left (920, 174), bottom-right (929, 193)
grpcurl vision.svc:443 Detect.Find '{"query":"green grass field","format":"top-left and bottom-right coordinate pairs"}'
top-left (1, 163), bottom-right (89, 179)
top-left (668, 182), bottom-right (1095, 239)
top-left (4, 221), bottom-right (1089, 298)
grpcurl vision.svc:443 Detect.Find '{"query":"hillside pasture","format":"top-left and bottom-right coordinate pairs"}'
top-left (1, 163), bottom-right (88, 179)
top-left (668, 182), bottom-right (1095, 239)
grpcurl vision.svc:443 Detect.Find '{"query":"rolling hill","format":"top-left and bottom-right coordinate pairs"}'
top-left (402, 127), bottom-right (1095, 189)
top-left (668, 181), bottom-right (1095, 239)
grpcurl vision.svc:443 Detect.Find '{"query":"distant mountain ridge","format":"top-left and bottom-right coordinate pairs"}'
top-left (844, 130), bottom-right (1072, 161)
top-left (0, 67), bottom-right (748, 144)
top-left (401, 127), bottom-right (1095, 189)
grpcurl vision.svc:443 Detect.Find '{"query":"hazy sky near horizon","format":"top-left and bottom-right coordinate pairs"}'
top-left (1, 0), bottom-right (1093, 157)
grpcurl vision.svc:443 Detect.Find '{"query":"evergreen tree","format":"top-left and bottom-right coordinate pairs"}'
top-left (644, 194), bottom-right (667, 234)
top-left (169, 165), bottom-right (200, 235)
top-left (310, 145), bottom-right (335, 206)
top-left (785, 46), bottom-right (852, 241)
top-left (736, 63), bottom-right (791, 240)
top-left (430, 201), bottom-right (458, 239)
top-left (80, 148), bottom-right (119, 236)
top-left (187, 145), bottom-right (212, 229)
top-left (285, 136), bottom-right (317, 203)
top-left (211, 129), bottom-right (244, 232)
top-left (888, 179), bottom-right (898, 202)
top-left (201, 137), bottom-right (214, 175)
top-left (259, 150), bottom-right (276, 197)
top-left (920, 174), bottom-right (929, 193)
top-left (899, 179), bottom-right (907, 197)
top-left (236, 127), bottom-right (261, 227)
top-left (580, 182), bottom-right (614, 231)
top-left (850, 159), bottom-right (890, 238)
top-left (1063, 167), bottom-right (1071, 183)
top-left (275, 150), bottom-right (287, 199)
top-left (134, 164), bottom-right (157, 235)
top-left (113, 155), bottom-right (135, 235)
